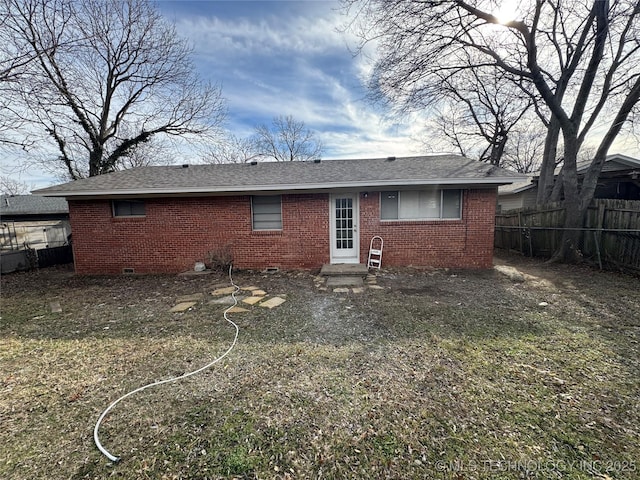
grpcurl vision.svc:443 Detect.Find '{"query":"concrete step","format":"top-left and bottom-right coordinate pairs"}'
top-left (326, 276), bottom-right (364, 288)
top-left (320, 263), bottom-right (369, 276)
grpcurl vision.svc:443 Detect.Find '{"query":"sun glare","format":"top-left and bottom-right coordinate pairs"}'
top-left (493, 1), bottom-right (519, 24)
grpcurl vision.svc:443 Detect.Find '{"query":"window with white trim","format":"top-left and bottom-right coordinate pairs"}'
top-left (112, 200), bottom-right (145, 217)
top-left (380, 189), bottom-right (462, 220)
top-left (252, 195), bottom-right (282, 230)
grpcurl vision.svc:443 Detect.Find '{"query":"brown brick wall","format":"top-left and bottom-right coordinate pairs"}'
top-left (358, 189), bottom-right (496, 269)
top-left (68, 188), bottom-right (496, 274)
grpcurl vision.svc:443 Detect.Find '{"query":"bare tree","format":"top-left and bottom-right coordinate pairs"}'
top-left (345, 0), bottom-right (640, 262)
top-left (501, 121), bottom-right (547, 174)
top-left (425, 64), bottom-right (533, 167)
top-left (437, 65), bottom-right (533, 166)
top-left (114, 136), bottom-right (173, 171)
top-left (0, 7), bottom-right (35, 149)
top-left (1, 0), bottom-right (226, 179)
top-left (0, 5), bottom-right (36, 82)
top-left (430, 110), bottom-right (547, 174)
top-left (425, 107), bottom-right (472, 157)
top-left (0, 175), bottom-right (33, 195)
top-left (205, 134), bottom-right (260, 164)
top-left (253, 115), bottom-right (323, 162)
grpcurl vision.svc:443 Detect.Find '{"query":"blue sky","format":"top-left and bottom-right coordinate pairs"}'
top-left (4, 0), bottom-right (639, 190)
top-left (157, 0), bottom-right (424, 157)
top-left (6, 0), bottom-right (427, 190)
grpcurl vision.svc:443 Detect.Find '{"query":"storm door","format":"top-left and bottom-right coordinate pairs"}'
top-left (329, 193), bottom-right (359, 263)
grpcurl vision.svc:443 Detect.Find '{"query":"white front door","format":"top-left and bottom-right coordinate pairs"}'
top-left (330, 193), bottom-right (359, 263)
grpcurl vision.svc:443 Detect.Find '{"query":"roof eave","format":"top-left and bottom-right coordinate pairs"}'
top-left (33, 176), bottom-right (526, 198)
top-left (0, 210), bottom-right (68, 215)
top-left (499, 184), bottom-right (536, 195)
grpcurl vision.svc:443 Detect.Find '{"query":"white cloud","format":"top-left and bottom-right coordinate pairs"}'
top-left (8, 0), bottom-right (639, 190)
top-left (161, 1), bottom-right (435, 161)
top-left (175, 9), bottom-right (348, 59)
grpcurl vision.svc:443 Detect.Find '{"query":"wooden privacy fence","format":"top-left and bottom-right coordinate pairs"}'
top-left (495, 199), bottom-right (640, 273)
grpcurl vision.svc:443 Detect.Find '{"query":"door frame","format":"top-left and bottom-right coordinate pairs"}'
top-left (329, 192), bottom-right (360, 264)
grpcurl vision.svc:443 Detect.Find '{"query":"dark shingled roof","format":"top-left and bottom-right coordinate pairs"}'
top-left (33, 155), bottom-right (525, 198)
top-left (498, 153), bottom-right (640, 195)
top-left (1, 194), bottom-right (69, 215)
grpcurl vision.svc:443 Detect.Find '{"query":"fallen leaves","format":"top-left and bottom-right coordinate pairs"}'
top-left (1, 258), bottom-right (639, 479)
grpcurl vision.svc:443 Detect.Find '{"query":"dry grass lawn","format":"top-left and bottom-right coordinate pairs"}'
top-left (1, 252), bottom-right (639, 479)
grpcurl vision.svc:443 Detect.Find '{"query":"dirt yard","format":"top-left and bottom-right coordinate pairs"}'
top-left (1, 251), bottom-right (639, 479)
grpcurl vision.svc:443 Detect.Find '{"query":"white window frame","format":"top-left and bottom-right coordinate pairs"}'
top-left (251, 195), bottom-right (283, 231)
top-left (380, 189), bottom-right (462, 221)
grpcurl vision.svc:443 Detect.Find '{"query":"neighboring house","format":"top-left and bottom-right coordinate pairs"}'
top-left (496, 173), bottom-right (538, 212)
top-left (33, 155), bottom-right (524, 274)
top-left (498, 154), bottom-right (640, 212)
top-left (0, 194), bottom-right (70, 251)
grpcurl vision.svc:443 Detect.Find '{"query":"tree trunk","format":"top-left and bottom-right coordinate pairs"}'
top-left (552, 198), bottom-right (586, 264)
top-left (89, 147), bottom-right (104, 177)
top-left (536, 116), bottom-right (561, 205)
top-left (488, 133), bottom-right (508, 166)
top-left (580, 76), bottom-right (640, 210)
top-left (550, 135), bottom-right (583, 263)
top-left (549, 166), bottom-right (564, 202)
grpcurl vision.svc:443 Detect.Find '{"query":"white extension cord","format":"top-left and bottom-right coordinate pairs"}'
top-left (93, 265), bottom-right (240, 462)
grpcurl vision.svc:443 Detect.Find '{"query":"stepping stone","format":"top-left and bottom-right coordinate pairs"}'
top-left (50, 302), bottom-right (62, 313)
top-left (259, 297), bottom-right (286, 309)
top-left (242, 296), bottom-right (264, 305)
top-left (226, 306), bottom-right (249, 313)
top-left (368, 285), bottom-right (384, 290)
top-left (241, 286), bottom-right (260, 291)
top-left (333, 288), bottom-right (350, 293)
top-left (326, 276), bottom-right (364, 288)
top-left (170, 301), bottom-right (197, 312)
top-left (352, 287), bottom-right (365, 294)
top-left (211, 286), bottom-right (237, 296)
top-left (252, 289), bottom-right (267, 296)
top-left (176, 293), bottom-right (204, 303)
top-left (209, 295), bottom-right (243, 305)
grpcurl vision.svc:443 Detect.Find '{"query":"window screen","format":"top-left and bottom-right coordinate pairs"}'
top-left (380, 190), bottom-right (461, 220)
top-left (399, 190), bottom-right (440, 219)
top-left (252, 195), bottom-right (282, 230)
top-left (442, 189), bottom-right (462, 218)
top-left (112, 200), bottom-right (145, 217)
top-left (380, 191), bottom-right (399, 220)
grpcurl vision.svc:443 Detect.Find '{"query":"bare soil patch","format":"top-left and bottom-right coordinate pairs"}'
top-left (1, 253), bottom-right (639, 479)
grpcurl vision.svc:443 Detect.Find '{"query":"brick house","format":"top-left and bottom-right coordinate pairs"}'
top-left (33, 155), bottom-right (523, 274)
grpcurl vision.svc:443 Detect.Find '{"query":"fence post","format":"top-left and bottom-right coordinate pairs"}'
top-left (594, 201), bottom-right (606, 267)
top-left (518, 211), bottom-right (523, 255)
top-left (593, 231), bottom-right (603, 270)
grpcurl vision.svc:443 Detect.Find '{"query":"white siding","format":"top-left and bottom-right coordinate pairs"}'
top-left (498, 194), bottom-right (525, 212)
